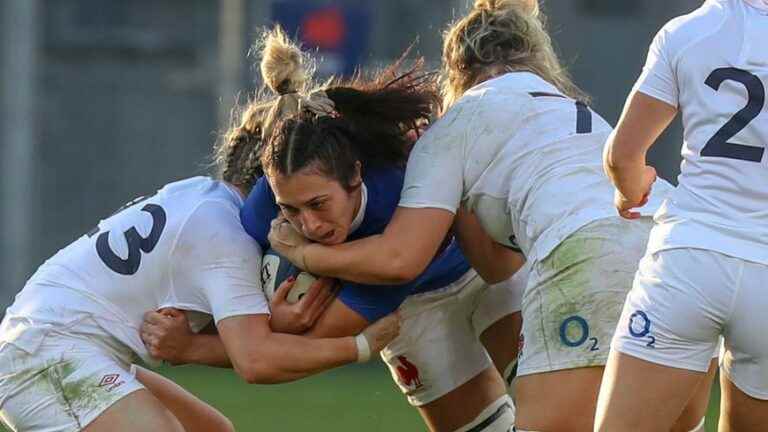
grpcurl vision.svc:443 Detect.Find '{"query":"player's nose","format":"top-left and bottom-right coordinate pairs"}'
top-left (300, 212), bottom-right (325, 238)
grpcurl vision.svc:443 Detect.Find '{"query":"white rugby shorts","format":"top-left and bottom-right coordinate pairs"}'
top-left (381, 268), bottom-right (524, 406)
top-left (613, 247), bottom-right (768, 399)
top-left (0, 319), bottom-right (144, 431)
top-left (517, 216), bottom-right (652, 376)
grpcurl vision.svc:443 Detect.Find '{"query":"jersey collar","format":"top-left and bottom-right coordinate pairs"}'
top-left (349, 182), bottom-right (368, 234)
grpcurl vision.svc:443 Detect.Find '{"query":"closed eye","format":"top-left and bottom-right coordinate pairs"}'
top-left (308, 200), bottom-right (326, 210)
top-left (279, 205), bottom-right (299, 216)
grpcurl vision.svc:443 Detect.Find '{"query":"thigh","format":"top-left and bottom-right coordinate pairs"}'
top-left (475, 263), bottom-right (526, 379)
top-left (133, 366), bottom-right (234, 432)
top-left (516, 367), bottom-right (605, 432)
top-left (718, 371), bottom-right (768, 432)
top-left (480, 312), bottom-right (522, 381)
top-left (0, 338), bottom-right (145, 432)
top-left (672, 359), bottom-right (718, 432)
top-left (721, 259), bottom-right (768, 401)
top-left (83, 389), bottom-right (183, 432)
top-left (595, 350), bottom-right (705, 432)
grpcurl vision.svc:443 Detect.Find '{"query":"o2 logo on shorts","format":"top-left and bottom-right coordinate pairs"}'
top-left (559, 315), bottom-right (599, 351)
top-left (628, 310), bottom-right (655, 348)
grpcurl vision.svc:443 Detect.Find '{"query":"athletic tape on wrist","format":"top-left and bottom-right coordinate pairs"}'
top-left (355, 334), bottom-right (371, 363)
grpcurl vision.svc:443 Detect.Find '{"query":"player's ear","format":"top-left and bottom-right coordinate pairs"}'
top-left (350, 161), bottom-right (362, 188)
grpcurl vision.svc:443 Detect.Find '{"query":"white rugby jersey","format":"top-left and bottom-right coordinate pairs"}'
top-left (400, 72), bottom-right (672, 262)
top-left (636, 0), bottom-right (768, 263)
top-left (0, 177), bottom-right (268, 364)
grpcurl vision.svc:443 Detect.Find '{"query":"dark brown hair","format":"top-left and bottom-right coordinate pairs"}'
top-left (214, 26), bottom-right (438, 194)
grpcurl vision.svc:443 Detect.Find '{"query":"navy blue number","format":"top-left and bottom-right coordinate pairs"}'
top-left (701, 68), bottom-right (765, 162)
top-left (96, 204), bottom-right (167, 275)
top-left (575, 101), bottom-right (592, 134)
top-left (527, 93), bottom-right (592, 134)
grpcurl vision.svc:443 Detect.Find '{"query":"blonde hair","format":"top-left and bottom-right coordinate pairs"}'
top-left (441, 0), bottom-right (587, 108)
top-left (213, 26), bottom-right (313, 191)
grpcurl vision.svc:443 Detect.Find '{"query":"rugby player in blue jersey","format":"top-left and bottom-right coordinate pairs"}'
top-left (142, 27), bottom-right (524, 432)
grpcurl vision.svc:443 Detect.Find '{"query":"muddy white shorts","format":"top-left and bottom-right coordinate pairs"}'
top-left (381, 268), bottom-right (525, 406)
top-left (613, 247), bottom-right (768, 399)
top-left (0, 319), bottom-right (144, 431)
top-left (517, 217), bottom-right (652, 376)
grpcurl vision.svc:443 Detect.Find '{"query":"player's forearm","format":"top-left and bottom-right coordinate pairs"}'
top-left (302, 207), bottom-right (453, 285)
top-left (234, 333), bottom-right (357, 384)
top-left (303, 236), bottom-right (422, 285)
top-left (604, 90), bottom-right (678, 202)
top-left (604, 138), bottom-right (649, 203)
top-left (180, 334), bottom-right (232, 368)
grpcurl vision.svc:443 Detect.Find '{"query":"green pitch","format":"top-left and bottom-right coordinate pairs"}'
top-left (159, 362), bottom-right (722, 431)
top-left (0, 362), bottom-right (722, 431)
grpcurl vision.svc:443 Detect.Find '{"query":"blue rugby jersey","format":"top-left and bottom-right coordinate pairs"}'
top-left (240, 166), bottom-right (470, 322)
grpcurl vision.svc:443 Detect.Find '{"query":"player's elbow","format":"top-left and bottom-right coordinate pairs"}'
top-left (476, 267), bottom-right (514, 285)
top-left (235, 361), bottom-right (291, 385)
top-left (605, 130), bottom-right (644, 170)
top-left (232, 345), bottom-right (300, 384)
top-left (386, 254), bottom-right (423, 284)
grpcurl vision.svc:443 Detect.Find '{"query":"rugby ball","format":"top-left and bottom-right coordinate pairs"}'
top-left (261, 248), bottom-right (316, 304)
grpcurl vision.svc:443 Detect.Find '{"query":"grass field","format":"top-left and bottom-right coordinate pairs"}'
top-left (0, 362), bottom-right (722, 431)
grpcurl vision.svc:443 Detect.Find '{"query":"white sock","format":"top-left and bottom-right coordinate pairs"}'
top-left (503, 360), bottom-right (518, 402)
top-left (453, 395), bottom-right (515, 432)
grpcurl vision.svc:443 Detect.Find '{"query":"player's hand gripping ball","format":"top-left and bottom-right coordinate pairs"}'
top-left (261, 248), bottom-right (316, 304)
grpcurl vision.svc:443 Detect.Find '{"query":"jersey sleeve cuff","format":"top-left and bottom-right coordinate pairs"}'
top-left (397, 201), bottom-right (458, 215)
top-left (635, 85), bottom-right (679, 109)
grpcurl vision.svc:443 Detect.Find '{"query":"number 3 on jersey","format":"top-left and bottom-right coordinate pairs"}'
top-left (701, 68), bottom-right (766, 162)
top-left (93, 203), bottom-right (167, 275)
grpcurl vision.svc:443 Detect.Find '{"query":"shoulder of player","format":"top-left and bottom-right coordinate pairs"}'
top-left (656, 1), bottom-right (730, 61)
top-left (174, 198), bottom-right (251, 247)
top-left (349, 166), bottom-right (403, 237)
top-left (427, 80), bottom-right (532, 141)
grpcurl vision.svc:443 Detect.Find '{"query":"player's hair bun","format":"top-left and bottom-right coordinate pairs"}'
top-left (473, 0), bottom-right (539, 17)
top-left (259, 26), bottom-right (310, 95)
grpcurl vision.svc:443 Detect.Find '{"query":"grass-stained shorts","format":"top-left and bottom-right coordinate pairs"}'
top-left (0, 318), bottom-right (144, 432)
top-left (517, 216), bottom-right (652, 376)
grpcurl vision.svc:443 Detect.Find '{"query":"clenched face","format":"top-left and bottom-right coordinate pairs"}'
top-left (268, 165), bottom-right (362, 246)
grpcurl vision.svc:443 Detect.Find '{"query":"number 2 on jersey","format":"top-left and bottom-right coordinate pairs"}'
top-left (701, 68), bottom-right (766, 162)
top-left (94, 203), bottom-right (167, 275)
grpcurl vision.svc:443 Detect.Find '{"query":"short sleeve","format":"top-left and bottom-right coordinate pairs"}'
top-left (634, 26), bottom-right (680, 108)
top-left (240, 177), bottom-right (280, 250)
top-left (398, 98), bottom-right (479, 214)
top-left (173, 200), bottom-right (269, 323)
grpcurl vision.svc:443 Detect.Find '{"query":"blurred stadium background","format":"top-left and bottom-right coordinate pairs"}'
top-left (0, 1), bottom-right (718, 430)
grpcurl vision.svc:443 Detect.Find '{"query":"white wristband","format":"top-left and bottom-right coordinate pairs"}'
top-left (354, 334), bottom-right (371, 363)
